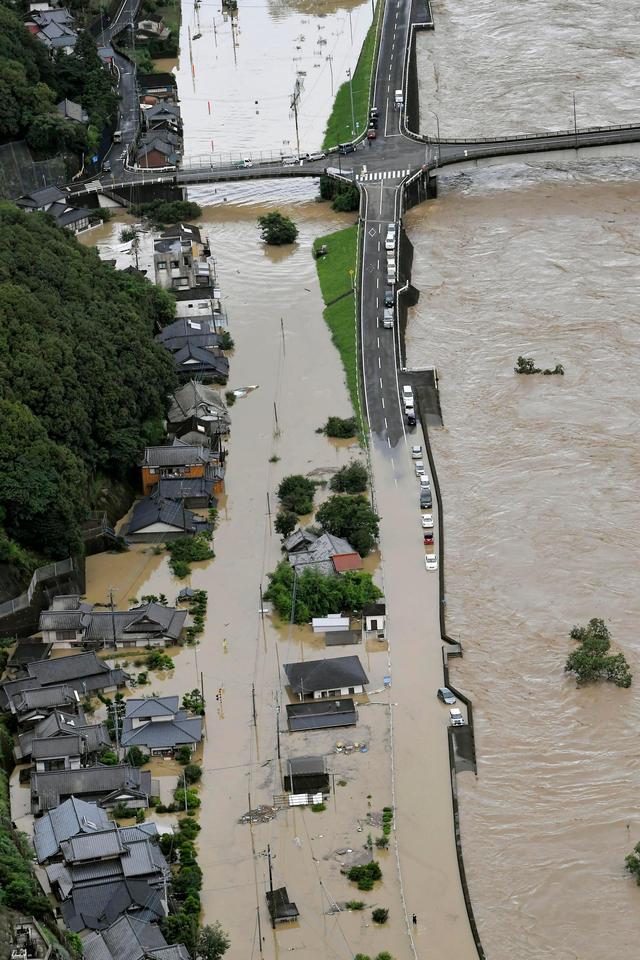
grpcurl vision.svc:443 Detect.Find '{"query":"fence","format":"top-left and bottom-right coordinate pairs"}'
top-left (0, 141), bottom-right (67, 201)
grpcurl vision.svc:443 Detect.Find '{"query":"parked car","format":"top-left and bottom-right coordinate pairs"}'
top-left (367, 128), bottom-right (377, 139)
top-left (384, 288), bottom-right (394, 307)
top-left (282, 156), bottom-right (299, 166)
top-left (370, 106), bottom-right (379, 119)
top-left (305, 151), bottom-right (326, 161)
top-left (424, 553), bottom-right (438, 571)
top-left (407, 412), bottom-right (416, 427)
top-left (414, 460), bottom-right (426, 477)
top-left (385, 235), bottom-right (395, 251)
top-left (395, 89), bottom-right (404, 107)
top-left (421, 513), bottom-right (433, 528)
top-left (382, 307), bottom-right (394, 329)
top-left (103, 160), bottom-right (111, 173)
top-left (339, 142), bottom-right (356, 155)
top-left (423, 531), bottom-right (434, 545)
top-left (369, 115), bottom-right (378, 128)
top-left (411, 445), bottom-right (422, 459)
top-left (449, 708), bottom-right (464, 726)
top-left (402, 385), bottom-right (414, 402)
top-left (419, 475), bottom-right (430, 489)
top-left (420, 492), bottom-right (432, 509)
top-left (236, 158), bottom-right (253, 168)
top-left (437, 687), bottom-right (456, 705)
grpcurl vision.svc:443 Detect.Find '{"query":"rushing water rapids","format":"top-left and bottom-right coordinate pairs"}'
top-left (416, 0), bottom-right (640, 139)
top-left (405, 158), bottom-right (640, 959)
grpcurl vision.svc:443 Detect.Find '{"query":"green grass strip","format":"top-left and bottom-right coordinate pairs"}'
top-left (322, 0), bottom-right (383, 150)
top-left (313, 226), bottom-right (360, 419)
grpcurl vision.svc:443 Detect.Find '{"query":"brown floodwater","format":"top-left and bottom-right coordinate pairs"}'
top-left (405, 158), bottom-right (640, 959)
top-left (416, 0), bottom-right (640, 139)
top-left (175, 0), bottom-right (373, 161)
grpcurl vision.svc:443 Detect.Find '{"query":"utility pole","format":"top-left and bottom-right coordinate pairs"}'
top-left (326, 55), bottom-right (334, 96)
top-left (346, 68), bottom-right (356, 136)
top-left (109, 587), bottom-right (117, 647)
top-left (275, 693), bottom-right (281, 760)
top-left (183, 770), bottom-right (188, 812)
top-left (251, 682), bottom-right (257, 727)
top-left (572, 92), bottom-right (578, 150)
top-left (266, 492), bottom-right (272, 528)
top-left (290, 77), bottom-right (302, 158)
top-left (267, 844), bottom-right (275, 929)
top-left (348, 8), bottom-right (353, 44)
top-left (273, 402), bottom-right (280, 435)
top-left (256, 906), bottom-right (263, 957)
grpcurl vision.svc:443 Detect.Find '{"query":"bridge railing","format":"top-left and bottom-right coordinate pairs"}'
top-left (426, 121), bottom-right (640, 146)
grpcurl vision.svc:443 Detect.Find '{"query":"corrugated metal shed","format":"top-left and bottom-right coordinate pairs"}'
top-left (286, 698), bottom-right (357, 732)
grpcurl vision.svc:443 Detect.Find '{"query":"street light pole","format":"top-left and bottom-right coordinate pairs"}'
top-left (326, 55), bottom-right (334, 96)
top-left (428, 110), bottom-right (441, 166)
top-left (346, 68), bottom-right (356, 137)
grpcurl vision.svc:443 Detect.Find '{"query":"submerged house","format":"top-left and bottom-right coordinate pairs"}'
top-left (16, 709), bottom-right (110, 764)
top-left (82, 915), bottom-right (190, 960)
top-left (34, 796), bottom-right (112, 862)
top-left (285, 698), bottom-right (357, 732)
top-left (140, 441), bottom-right (224, 497)
top-left (166, 380), bottom-right (230, 447)
top-left (31, 764), bottom-right (152, 814)
top-left (121, 696), bottom-right (203, 757)
top-left (284, 656), bottom-right (369, 700)
top-left (38, 601), bottom-right (186, 649)
top-left (284, 531), bottom-right (362, 576)
top-left (125, 497), bottom-right (212, 542)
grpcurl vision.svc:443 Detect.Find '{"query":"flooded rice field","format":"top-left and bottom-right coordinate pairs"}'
top-left (416, 0), bottom-right (640, 138)
top-left (405, 158), bottom-right (640, 959)
top-left (175, 0), bottom-right (373, 159)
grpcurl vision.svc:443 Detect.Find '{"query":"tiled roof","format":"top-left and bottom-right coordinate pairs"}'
top-left (331, 552), bottom-right (363, 573)
top-left (34, 797), bottom-right (110, 862)
top-left (127, 497), bottom-right (208, 535)
top-left (60, 828), bottom-right (124, 863)
top-left (286, 698), bottom-right (357, 731)
top-left (140, 443), bottom-right (214, 467)
top-left (125, 697), bottom-right (179, 720)
top-left (27, 652), bottom-right (109, 685)
top-left (284, 655), bottom-right (369, 695)
top-left (82, 915), bottom-right (176, 960)
top-left (31, 734), bottom-right (84, 760)
top-left (121, 714), bottom-right (202, 749)
top-left (31, 765), bottom-right (151, 812)
top-left (81, 604), bottom-right (186, 642)
top-left (152, 476), bottom-right (216, 501)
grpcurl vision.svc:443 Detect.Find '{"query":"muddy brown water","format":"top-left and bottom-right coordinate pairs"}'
top-left (416, 0), bottom-right (640, 139)
top-left (405, 158), bottom-right (640, 959)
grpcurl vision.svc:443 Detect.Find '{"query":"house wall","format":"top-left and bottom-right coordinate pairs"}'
top-left (138, 149), bottom-right (173, 169)
top-left (365, 614), bottom-right (386, 631)
top-left (311, 684), bottom-right (364, 700)
top-left (141, 465), bottom-right (206, 495)
top-left (127, 529), bottom-right (196, 544)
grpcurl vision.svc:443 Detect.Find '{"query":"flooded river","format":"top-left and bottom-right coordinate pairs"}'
top-left (416, 0), bottom-right (640, 138)
top-left (405, 158), bottom-right (640, 959)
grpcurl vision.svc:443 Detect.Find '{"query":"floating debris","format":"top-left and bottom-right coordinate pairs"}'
top-left (239, 803), bottom-right (278, 824)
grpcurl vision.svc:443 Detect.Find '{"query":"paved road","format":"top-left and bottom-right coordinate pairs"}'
top-left (96, 0), bottom-right (142, 177)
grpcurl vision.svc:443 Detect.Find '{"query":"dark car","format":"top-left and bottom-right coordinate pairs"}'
top-left (369, 116), bottom-right (378, 129)
top-left (407, 413), bottom-right (417, 427)
top-left (369, 106), bottom-right (379, 118)
top-left (437, 687), bottom-right (456, 705)
top-left (420, 493), bottom-right (432, 508)
top-left (384, 289), bottom-right (394, 307)
top-left (423, 531), bottom-right (434, 545)
top-left (367, 128), bottom-right (377, 140)
top-left (338, 142), bottom-right (356, 155)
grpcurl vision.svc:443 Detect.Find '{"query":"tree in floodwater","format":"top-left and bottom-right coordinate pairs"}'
top-left (258, 211), bottom-right (298, 245)
top-left (565, 618), bottom-right (632, 688)
top-left (514, 356), bottom-right (541, 374)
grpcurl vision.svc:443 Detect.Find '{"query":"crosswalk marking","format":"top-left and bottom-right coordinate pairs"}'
top-left (356, 168), bottom-right (411, 182)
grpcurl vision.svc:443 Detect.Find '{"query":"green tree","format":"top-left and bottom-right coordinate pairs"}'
top-left (264, 560), bottom-right (382, 624)
top-left (125, 746), bottom-right (149, 766)
top-left (162, 912), bottom-right (199, 957)
top-left (258, 211), bottom-right (298, 245)
top-left (565, 618), bottom-right (632, 688)
top-left (184, 763), bottom-right (202, 784)
top-left (316, 494), bottom-right (379, 556)
top-left (330, 461), bottom-right (368, 493)
top-left (322, 415), bottom-right (358, 438)
top-left (277, 474), bottom-right (315, 515)
top-left (198, 922), bottom-right (231, 960)
top-left (274, 510), bottom-right (298, 538)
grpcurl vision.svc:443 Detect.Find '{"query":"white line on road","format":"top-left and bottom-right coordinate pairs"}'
top-left (379, 378), bottom-right (383, 389)
top-left (384, 418), bottom-right (388, 429)
top-left (376, 297), bottom-right (379, 308)
top-left (377, 337), bottom-right (380, 348)
top-left (378, 357), bottom-right (381, 368)
top-left (390, 456), bottom-right (395, 470)
top-left (381, 396), bottom-right (385, 408)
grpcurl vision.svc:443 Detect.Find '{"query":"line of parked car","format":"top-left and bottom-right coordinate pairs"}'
top-left (410, 438), bottom-right (436, 570)
top-left (382, 222), bottom-right (397, 328)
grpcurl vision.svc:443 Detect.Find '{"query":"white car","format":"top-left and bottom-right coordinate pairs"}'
top-left (449, 708), bottom-right (465, 727)
top-left (419, 475), bottom-right (430, 489)
top-left (384, 236), bottom-right (395, 252)
top-left (421, 513), bottom-right (434, 529)
top-left (425, 553), bottom-right (438, 571)
top-left (402, 385), bottom-right (414, 401)
top-left (411, 445), bottom-right (422, 459)
top-left (414, 460), bottom-right (425, 477)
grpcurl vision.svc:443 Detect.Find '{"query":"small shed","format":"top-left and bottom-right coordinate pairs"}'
top-left (266, 887), bottom-right (299, 925)
top-left (332, 552), bottom-right (363, 573)
top-left (283, 756), bottom-right (329, 794)
top-left (312, 616), bottom-right (349, 634)
top-left (363, 602), bottom-right (386, 635)
top-left (286, 698), bottom-right (357, 732)
top-left (325, 630), bottom-right (359, 647)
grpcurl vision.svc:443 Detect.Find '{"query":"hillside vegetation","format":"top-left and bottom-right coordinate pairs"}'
top-left (0, 203), bottom-right (176, 570)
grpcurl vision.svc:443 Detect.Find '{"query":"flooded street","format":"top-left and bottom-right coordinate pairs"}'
top-left (175, 0), bottom-right (373, 159)
top-left (405, 159), bottom-right (640, 958)
top-left (416, 0), bottom-right (640, 138)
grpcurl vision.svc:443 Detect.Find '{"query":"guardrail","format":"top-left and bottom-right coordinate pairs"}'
top-left (0, 557), bottom-right (75, 617)
top-left (427, 121), bottom-right (640, 146)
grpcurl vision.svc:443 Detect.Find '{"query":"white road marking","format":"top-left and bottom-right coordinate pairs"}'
top-left (378, 356), bottom-right (382, 368)
top-left (379, 378), bottom-right (383, 389)
top-left (381, 396), bottom-right (385, 407)
top-left (377, 337), bottom-right (380, 348)
top-left (384, 417), bottom-right (388, 428)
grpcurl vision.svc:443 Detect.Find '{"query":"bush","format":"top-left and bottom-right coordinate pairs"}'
top-left (264, 559), bottom-right (382, 623)
top-left (167, 534), bottom-right (214, 576)
top-left (372, 908), bottom-right (389, 924)
top-left (111, 802), bottom-right (132, 819)
top-left (274, 510), bottom-right (298, 538)
top-left (321, 415), bottom-right (358, 438)
top-left (345, 900), bottom-right (365, 910)
top-left (126, 746), bottom-right (149, 767)
top-left (184, 763), bottom-right (202, 784)
top-left (565, 618), bottom-right (632, 688)
top-left (146, 650), bottom-right (174, 671)
top-left (375, 835), bottom-right (389, 849)
top-left (130, 199), bottom-right (202, 224)
top-left (219, 331), bottom-right (234, 350)
top-left (330, 460), bottom-right (368, 493)
top-left (311, 802), bottom-right (326, 812)
top-left (182, 688), bottom-right (206, 714)
top-left (99, 749), bottom-right (119, 765)
top-left (173, 786), bottom-right (201, 811)
top-left (198, 922), bottom-right (231, 960)
top-left (175, 745), bottom-right (193, 764)
top-left (277, 474), bottom-right (316, 515)
top-left (258, 211), bottom-right (298, 245)
top-left (316, 494), bottom-right (379, 556)
top-left (347, 861), bottom-right (382, 890)
top-left (178, 816), bottom-right (201, 840)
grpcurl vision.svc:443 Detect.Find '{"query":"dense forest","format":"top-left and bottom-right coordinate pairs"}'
top-left (0, 4), bottom-right (117, 154)
top-left (0, 203), bottom-right (177, 569)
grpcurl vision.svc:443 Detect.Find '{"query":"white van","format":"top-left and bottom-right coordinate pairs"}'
top-left (382, 307), bottom-right (394, 329)
top-left (395, 89), bottom-right (404, 107)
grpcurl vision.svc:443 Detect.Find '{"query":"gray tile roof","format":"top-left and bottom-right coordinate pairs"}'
top-left (171, 342), bottom-right (229, 377)
top-left (34, 797), bottom-right (111, 862)
top-left (284, 655), bottom-right (369, 695)
top-left (288, 532), bottom-right (356, 575)
top-left (127, 497), bottom-right (209, 536)
top-left (16, 185), bottom-right (66, 208)
top-left (286, 698), bottom-right (357, 731)
top-left (287, 755), bottom-right (327, 776)
top-left (31, 734), bottom-right (84, 760)
top-left (13, 684), bottom-right (78, 713)
top-left (152, 476), bottom-right (216, 502)
top-left (121, 713), bottom-right (202, 750)
top-left (140, 443), bottom-right (214, 467)
top-left (125, 697), bottom-right (179, 719)
top-left (166, 379), bottom-right (229, 429)
top-left (81, 604), bottom-right (186, 643)
top-left (60, 828), bottom-right (124, 863)
top-left (39, 608), bottom-right (86, 631)
top-left (31, 765), bottom-right (151, 813)
top-left (82, 915), bottom-right (174, 960)
top-left (27, 652), bottom-right (109, 685)
top-left (62, 877), bottom-right (164, 932)
top-left (57, 98), bottom-right (88, 123)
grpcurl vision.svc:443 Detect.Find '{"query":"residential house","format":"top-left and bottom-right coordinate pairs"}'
top-left (121, 696), bottom-right (202, 757)
top-left (62, 877), bottom-right (165, 932)
top-left (15, 709), bottom-right (110, 764)
top-left (136, 131), bottom-right (181, 169)
top-left (151, 476), bottom-right (217, 509)
top-left (138, 72), bottom-right (178, 100)
top-left (285, 698), bottom-right (358, 732)
top-left (15, 185), bottom-right (66, 213)
top-left (2, 684), bottom-right (80, 720)
top-left (175, 296), bottom-right (226, 323)
top-left (284, 531), bottom-right (362, 576)
top-left (98, 44), bottom-right (117, 74)
top-left (166, 380), bottom-right (230, 448)
top-left (158, 316), bottom-right (223, 352)
top-left (153, 233), bottom-right (215, 293)
top-left (38, 599), bottom-right (187, 649)
top-left (125, 497), bottom-right (212, 542)
top-left (25, 7), bottom-right (78, 54)
top-left (362, 601), bottom-right (386, 638)
top-left (283, 756), bottom-right (329, 793)
top-left (142, 101), bottom-right (182, 134)
top-left (31, 734), bottom-right (86, 772)
top-left (6, 639), bottom-right (52, 671)
top-left (15, 187), bottom-right (94, 232)
top-left (284, 656), bottom-right (369, 700)
top-left (57, 98), bottom-right (88, 123)
top-left (82, 915), bottom-right (190, 960)
top-left (136, 16), bottom-right (172, 41)
top-left (140, 441), bottom-right (224, 497)
top-left (168, 340), bottom-right (229, 384)
top-left (19, 651), bottom-right (127, 692)
top-left (34, 797), bottom-right (112, 862)
top-left (31, 764), bottom-right (152, 814)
